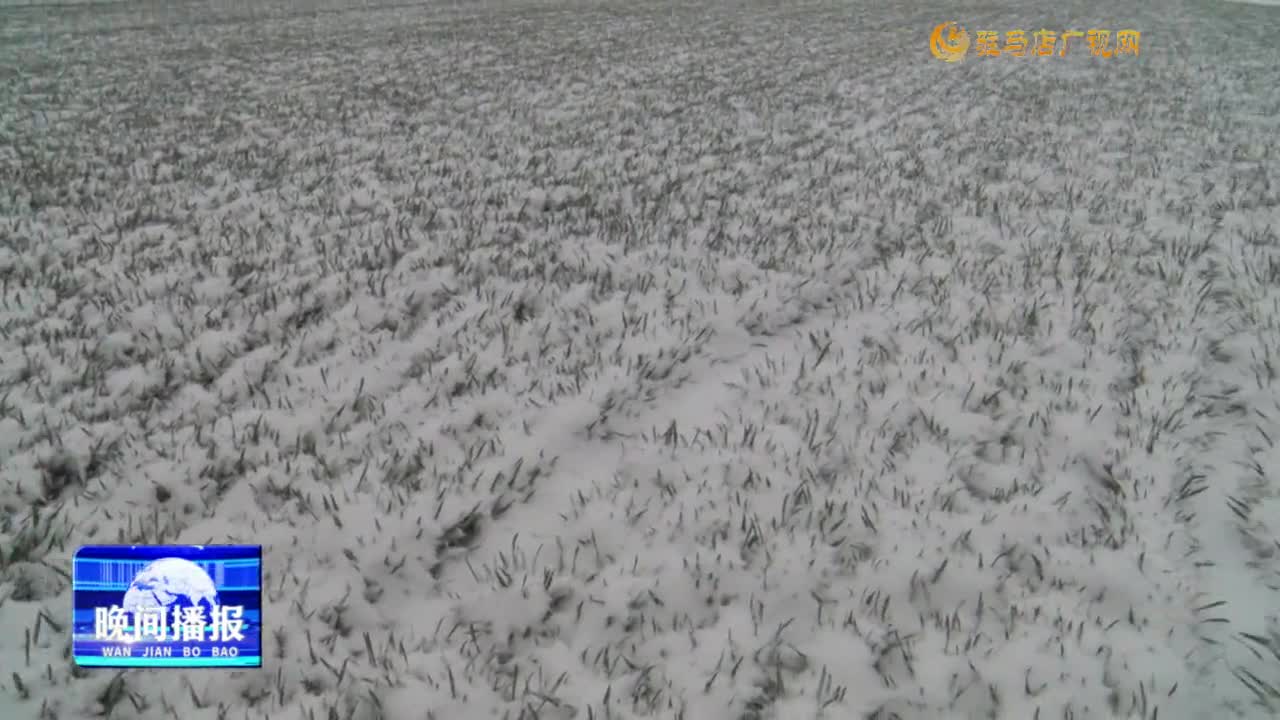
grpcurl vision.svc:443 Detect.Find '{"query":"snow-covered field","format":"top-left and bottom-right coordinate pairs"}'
top-left (2, 0), bottom-right (1279, 718)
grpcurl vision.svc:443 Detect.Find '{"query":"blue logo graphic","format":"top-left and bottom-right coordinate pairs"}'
top-left (72, 545), bottom-right (262, 668)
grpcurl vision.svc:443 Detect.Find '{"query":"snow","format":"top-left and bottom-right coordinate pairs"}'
top-left (2, 0), bottom-right (1279, 718)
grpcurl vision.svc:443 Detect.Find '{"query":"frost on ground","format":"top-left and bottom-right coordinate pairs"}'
top-left (1, 0), bottom-right (1279, 718)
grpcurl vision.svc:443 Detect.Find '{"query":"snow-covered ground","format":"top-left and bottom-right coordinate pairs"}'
top-left (2, 0), bottom-right (1279, 718)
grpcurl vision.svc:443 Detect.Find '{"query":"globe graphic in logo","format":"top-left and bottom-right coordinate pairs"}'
top-left (121, 557), bottom-right (219, 617)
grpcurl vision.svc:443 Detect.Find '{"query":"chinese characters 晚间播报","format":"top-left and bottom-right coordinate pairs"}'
top-left (93, 604), bottom-right (246, 643)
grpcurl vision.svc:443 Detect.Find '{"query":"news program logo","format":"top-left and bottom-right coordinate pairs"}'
top-left (72, 545), bottom-right (262, 668)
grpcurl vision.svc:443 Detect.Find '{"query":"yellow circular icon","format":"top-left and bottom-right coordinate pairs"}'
top-left (930, 22), bottom-right (970, 63)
